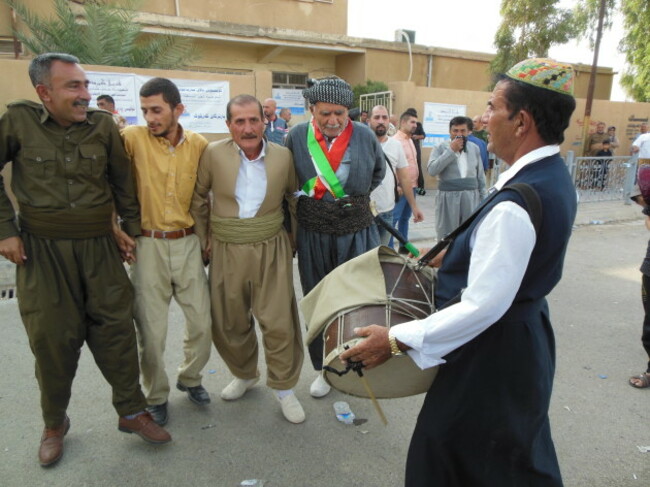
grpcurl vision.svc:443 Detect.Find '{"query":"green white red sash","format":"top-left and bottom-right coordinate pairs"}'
top-left (302, 119), bottom-right (353, 199)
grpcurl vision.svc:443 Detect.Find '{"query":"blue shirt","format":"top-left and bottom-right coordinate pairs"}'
top-left (468, 134), bottom-right (488, 171)
top-left (264, 117), bottom-right (288, 145)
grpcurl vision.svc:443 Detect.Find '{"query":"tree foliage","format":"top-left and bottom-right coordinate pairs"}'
top-left (6, 0), bottom-right (199, 70)
top-left (352, 80), bottom-right (390, 108)
top-left (619, 0), bottom-right (650, 102)
top-left (573, 0), bottom-right (616, 47)
top-left (489, 0), bottom-right (577, 83)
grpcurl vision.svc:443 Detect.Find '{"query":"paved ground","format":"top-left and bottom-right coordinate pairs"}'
top-left (1, 195), bottom-right (649, 486)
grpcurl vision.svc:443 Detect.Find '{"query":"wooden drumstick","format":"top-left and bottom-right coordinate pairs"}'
top-left (359, 375), bottom-right (388, 426)
top-left (373, 215), bottom-right (420, 257)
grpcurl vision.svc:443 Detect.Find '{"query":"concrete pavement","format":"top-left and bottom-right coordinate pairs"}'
top-left (0, 196), bottom-right (649, 486)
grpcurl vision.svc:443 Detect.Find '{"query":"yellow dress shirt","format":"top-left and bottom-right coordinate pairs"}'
top-left (122, 125), bottom-right (208, 231)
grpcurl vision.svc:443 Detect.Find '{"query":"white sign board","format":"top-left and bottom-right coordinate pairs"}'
top-left (87, 71), bottom-right (230, 134)
top-left (422, 102), bottom-right (467, 148)
top-left (87, 72), bottom-right (139, 126)
top-left (272, 88), bottom-right (306, 115)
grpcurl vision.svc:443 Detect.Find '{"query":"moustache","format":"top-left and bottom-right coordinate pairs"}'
top-left (73, 100), bottom-right (89, 107)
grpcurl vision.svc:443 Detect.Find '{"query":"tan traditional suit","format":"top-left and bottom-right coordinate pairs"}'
top-left (191, 139), bottom-right (303, 390)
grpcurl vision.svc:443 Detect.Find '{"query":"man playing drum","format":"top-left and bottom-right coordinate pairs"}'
top-left (341, 58), bottom-right (578, 486)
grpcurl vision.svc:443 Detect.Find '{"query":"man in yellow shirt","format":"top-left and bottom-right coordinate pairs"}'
top-left (121, 78), bottom-right (212, 426)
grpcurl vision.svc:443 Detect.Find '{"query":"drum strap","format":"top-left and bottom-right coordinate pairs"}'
top-left (384, 154), bottom-right (400, 203)
top-left (417, 182), bottom-right (542, 268)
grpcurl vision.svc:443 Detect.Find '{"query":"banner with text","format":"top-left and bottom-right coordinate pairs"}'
top-left (272, 88), bottom-right (306, 115)
top-left (87, 71), bottom-right (229, 134)
top-left (422, 102), bottom-right (467, 148)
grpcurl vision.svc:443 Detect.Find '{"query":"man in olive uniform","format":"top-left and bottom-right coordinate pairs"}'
top-left (0, 53), bottom-right (170, 468)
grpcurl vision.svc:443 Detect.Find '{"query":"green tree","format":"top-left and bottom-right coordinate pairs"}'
top-left (6, 0), bottom-right (198, 70)
top-left (352, 80), bottom-right (389, 108)
top-left (573, 0), bottom-right (616, 47)
top-left (619, 0), bottom-right (650, 102)
top-left (489, 0), bottom-right (577, 82)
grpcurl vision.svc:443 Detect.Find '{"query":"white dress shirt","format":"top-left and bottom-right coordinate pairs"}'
top-left (391, 145), bottom-right (560, 369)
top-left (235, 140), bottom-right (268, 219)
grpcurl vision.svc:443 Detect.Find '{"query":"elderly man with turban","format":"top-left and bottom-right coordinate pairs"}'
top-left (285, 77), bottom-right (385, 398)
top-left (342, 58), bottom-right (578, 486)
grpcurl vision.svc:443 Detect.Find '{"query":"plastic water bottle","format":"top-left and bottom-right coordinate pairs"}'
top-left (333, 401), bottom-right (355, 425)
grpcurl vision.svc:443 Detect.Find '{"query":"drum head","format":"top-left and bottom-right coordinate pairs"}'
top-left (323, 342), bottom-right (438, 399)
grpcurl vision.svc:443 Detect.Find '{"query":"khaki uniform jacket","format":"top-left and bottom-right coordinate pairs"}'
top-left (0, 100), bottom-right (140, 239)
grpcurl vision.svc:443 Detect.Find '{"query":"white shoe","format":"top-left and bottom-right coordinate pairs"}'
top-left (220, 377), bottom-right (259, 401)
top-left (276, 392), bottom-right (305, 424)
top-left (309, 374), bottom-right (331, 398)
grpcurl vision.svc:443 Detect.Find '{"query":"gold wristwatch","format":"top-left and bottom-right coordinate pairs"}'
top-left (388, 332), bottom-right (406, 357)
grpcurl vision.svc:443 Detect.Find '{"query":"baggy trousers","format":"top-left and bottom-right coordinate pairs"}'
top-left (130, 234), bottom-right (212, 405)
top-left (17, 233), bottom-right (146, 428)
top-left (210, 232), bottom-right (303, 390)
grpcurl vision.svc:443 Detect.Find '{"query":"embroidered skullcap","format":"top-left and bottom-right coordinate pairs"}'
top-left (302, 76), bottom-right (355, 108)
top-left (506, 58), bottom-right (575, 96)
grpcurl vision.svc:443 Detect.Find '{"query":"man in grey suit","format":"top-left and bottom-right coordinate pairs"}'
top-left (428, 116), bottom-right (487, 240)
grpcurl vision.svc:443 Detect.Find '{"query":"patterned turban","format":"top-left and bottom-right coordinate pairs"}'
top-left (506, 58), bottom-right (575, 97)
top-left (302, 76), bottom-right (355, 108)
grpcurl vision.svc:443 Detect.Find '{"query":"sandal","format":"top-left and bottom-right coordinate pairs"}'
top-left (628, 372), bottom-right (650, 389)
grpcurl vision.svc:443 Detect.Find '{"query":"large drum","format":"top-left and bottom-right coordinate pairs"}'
top-left (301, 246), bottom-right (438, 398)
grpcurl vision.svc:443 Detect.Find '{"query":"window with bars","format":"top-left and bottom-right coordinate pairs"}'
top-left (272, 72), bottom-right (308, 89)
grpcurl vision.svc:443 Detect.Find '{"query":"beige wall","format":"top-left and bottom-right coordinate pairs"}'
top-left (389, 81), bottom-right (650, 189)
top-left (336, 53), bottom-right (366, 87)
top-left (190, 39), bottom-right (337, 78)
top-left (363, 49), bottom-right (430, 87)
top-left (429, 56), bottom-right (492, 92)
top-left (1, 0), bottom-right (348, 37)
top-left (138, 0), bottom-right (348, 35)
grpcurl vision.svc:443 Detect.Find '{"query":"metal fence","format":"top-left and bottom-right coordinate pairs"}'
top-left (565, 151), bottom-right (637, 203)
top-left (359, 91), bottom-right (393, 116)
top-left (481, 151), bottom-right (637, 204)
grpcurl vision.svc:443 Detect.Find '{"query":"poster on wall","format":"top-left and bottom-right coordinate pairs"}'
top-left (87, 72), bottom-right (139, 126)
top-left (422, 102), bottom-right (467, 148)
top-left (87, 71), bottom-right (230, 134)
top-left (272, 88), bottom-right (306, 115)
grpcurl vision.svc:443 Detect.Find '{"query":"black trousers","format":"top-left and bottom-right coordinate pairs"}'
top-left (641, 274), bottom-right (650, 373)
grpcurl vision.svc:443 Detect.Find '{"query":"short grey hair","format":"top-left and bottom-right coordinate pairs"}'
top-left (28, 52), bottom-right (80, 87)
top-left (226, 94), bottom-right (263, 122)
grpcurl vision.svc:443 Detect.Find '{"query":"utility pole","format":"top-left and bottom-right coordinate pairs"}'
top-left (11, 7), bottom-right (21, 59)
top-left (581, 0), bottom-right (607, 156)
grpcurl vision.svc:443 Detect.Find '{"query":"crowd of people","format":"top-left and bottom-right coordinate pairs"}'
top-left (0, 52), bottom-right (645, 487)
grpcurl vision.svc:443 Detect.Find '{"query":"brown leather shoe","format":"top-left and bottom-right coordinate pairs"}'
top-left (118, 412), bottom-right (171, 444)
top-left (39, 416), bottom-right (70, 467)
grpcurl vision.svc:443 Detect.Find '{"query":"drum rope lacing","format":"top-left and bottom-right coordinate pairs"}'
top-left (323, 262), bottom-right (435, 378)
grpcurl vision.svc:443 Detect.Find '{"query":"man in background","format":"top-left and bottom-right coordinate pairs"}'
top-left (391, 110), bottom-right (419, 252)
top-left (279, 107), bottom-right (292, 126)
top-left (97, 94), bottom-right (127, 129)
top-left (427, 116), bottom-right (487, 240)
top-left (368, 105), bottom-right (423, 245)
top-left (263, 98), bottom-right (288, 145)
